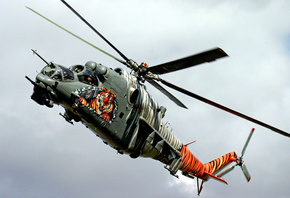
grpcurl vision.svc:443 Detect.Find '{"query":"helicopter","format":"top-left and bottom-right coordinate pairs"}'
top-left (26, 0), bottom-right (290, 196)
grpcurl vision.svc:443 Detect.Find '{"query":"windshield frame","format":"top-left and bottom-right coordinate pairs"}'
top-left (59, 65), bottom-right (74, 81)
top-left (40, 64), bottom-right (74, 81)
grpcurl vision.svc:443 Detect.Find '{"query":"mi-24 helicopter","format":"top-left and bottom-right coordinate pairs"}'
top-left (26, 0), bottom-right (290, 195)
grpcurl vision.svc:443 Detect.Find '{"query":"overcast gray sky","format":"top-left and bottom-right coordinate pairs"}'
top-left (1, 0), bottom-right (290, 197)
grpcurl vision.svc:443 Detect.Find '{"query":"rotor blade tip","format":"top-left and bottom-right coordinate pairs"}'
top-left (217, 47), bottom-right (229, 56)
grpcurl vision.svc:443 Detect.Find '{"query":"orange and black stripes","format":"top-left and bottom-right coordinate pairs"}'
top-left (179, 145), bottom-right (238, 179)
top-left (179, 145), bottom-right (205, 177)
top-left (204, 151), bottom-right (237, 175)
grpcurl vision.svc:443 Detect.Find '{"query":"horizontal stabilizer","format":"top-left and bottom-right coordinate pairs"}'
top-left (204, 172), bottom-right (228, 184)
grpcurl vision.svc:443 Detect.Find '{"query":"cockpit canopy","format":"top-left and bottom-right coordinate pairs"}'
top-left (41, 64), bottom-right (74, 81)
top-left (70, 64), bottom-right (98, 85)
top-left (40, 63), bottom-right (98, 85)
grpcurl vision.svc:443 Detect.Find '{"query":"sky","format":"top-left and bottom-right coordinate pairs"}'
top-left (1, 0), bottom-right (290, 197)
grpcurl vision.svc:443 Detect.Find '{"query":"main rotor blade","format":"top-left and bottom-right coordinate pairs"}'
top-left (60, 0), bottom-right (130, 63)
top-left (26, 6), bottom-right (126, 65)
top-left (148, 48), bottom-right (228, 75)
top-left (147, 79), bottom-right (187, 109)
top-left (159, 78), bottom-right (290, 138)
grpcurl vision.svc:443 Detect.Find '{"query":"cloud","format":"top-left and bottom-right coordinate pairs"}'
top-left (1, 0), bottom-right (289, 197)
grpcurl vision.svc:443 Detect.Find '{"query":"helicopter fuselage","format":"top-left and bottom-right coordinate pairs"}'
top-left (28, 60), bottom-right (252, 194)
top-left (31, 61), bottom-right (183, 166)
top-left (26, 1), bottom-right (290, 195)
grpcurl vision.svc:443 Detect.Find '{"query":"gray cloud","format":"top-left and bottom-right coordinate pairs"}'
top-left (1, 1), bottom-right (289, 197)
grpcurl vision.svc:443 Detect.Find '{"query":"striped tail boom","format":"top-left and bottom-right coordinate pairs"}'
top-left (177, 129), bottom-right (254, 195)
top-left (203, 151), bottom-right (238, 176)
top-left (179, 145), bottom-right (237, 180)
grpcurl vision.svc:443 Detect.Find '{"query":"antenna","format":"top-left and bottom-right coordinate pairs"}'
top-left (31, 49), bottom-right (50, 65)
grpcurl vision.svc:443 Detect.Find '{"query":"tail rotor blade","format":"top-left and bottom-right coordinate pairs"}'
top-left (241, 164), bottom-right (251, 182)
top-left (241, 128), bottom-right (255, 157)
top-left (217, 164), bottom-right (236, 178)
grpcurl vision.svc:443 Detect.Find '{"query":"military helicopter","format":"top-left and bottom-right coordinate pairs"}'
top-left (26, 0), bottom-right (290, 195)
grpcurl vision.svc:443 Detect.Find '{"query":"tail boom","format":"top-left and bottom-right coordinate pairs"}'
top-left (179, 145), bottom-right (237, 180)
top-left (204, 151), bottom-right (237, 176)
top-left (177, 129), bottom-right (254, 195)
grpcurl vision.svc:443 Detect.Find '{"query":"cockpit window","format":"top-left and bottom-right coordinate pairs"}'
top-left (41, 65), bottom-right (56, 77)
top-left (41, 65), bottom-right (61, 81)
top-left (51, 70), bottom-right (62, 81)
top-left (59, 65), bottom-right (74, 80)
top-left (41, 64), bottom-right (74, 81)
top-left (70, 65), bottom-right (85, 73)
top-left (70, 64), bottom-right (98, 85)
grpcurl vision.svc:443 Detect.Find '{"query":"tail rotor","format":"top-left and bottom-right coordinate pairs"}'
top-left (217, 163), bottom-right (236, 178)
top-left (241, 164), bottom-right (251, 182)
top-left (241, 128), bottom-right (255, 158)
top-left (217, 128), bottom-right (255, 181)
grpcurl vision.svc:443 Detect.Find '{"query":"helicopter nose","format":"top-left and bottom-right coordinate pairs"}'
top-left (36, 74), bottom-right (56, 88)
top-left (36, 74), bottom-right (62, 94)
top-left (28, 74), bottom-right (59, 108)
top-left (31, 88), bottom-right (54, 108)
